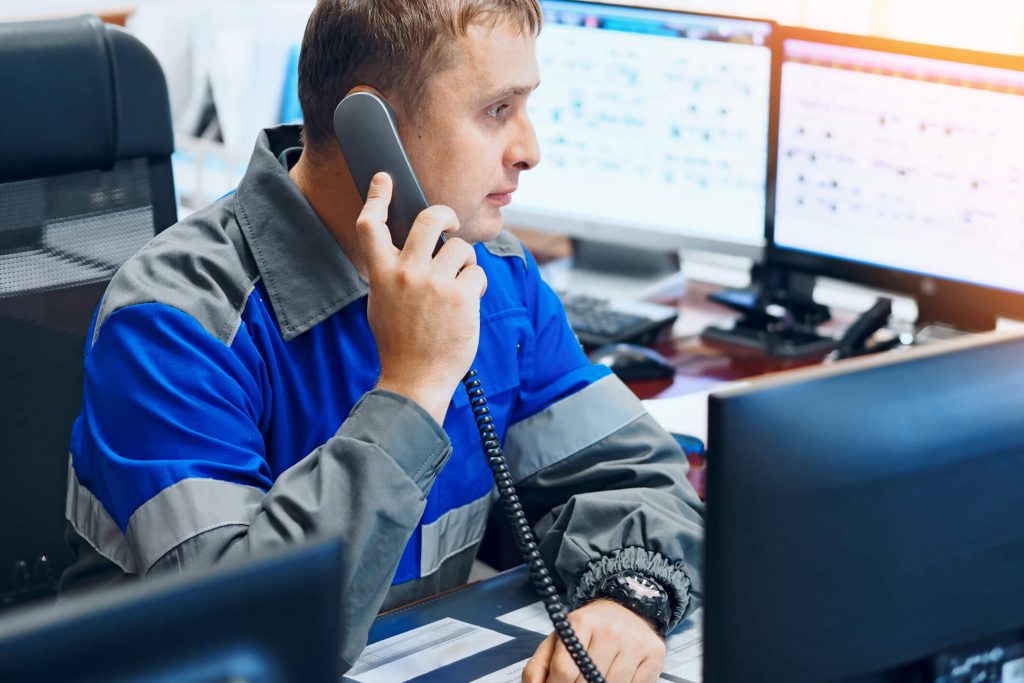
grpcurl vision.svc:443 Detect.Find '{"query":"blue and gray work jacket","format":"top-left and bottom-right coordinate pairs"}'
top-left (63, 125), bottom-right (704, 668)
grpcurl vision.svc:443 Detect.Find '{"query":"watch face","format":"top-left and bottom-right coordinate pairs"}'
top-left (623, 575), bottom-right (663, 600)
top-left (602, 572), bottom-right (671, 636)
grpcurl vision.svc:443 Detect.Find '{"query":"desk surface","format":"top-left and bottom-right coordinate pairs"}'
top-left (510, 228), bottom-right (854, 402)
top-left (347, 567), bottom-right (543, 682)
top-left (620, 277), bottom-right (857, 402)
top-left (348, 566), bottom-right (702, 683)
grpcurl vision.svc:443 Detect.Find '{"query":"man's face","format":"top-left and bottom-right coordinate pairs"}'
top-left (399, 19), bottom-right (541, 244)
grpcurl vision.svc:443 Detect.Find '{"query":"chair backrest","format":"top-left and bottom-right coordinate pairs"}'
top-left (0, 14), bottom-right (176, 610)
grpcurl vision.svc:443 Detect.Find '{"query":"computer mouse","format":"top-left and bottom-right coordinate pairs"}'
top-left (588, 343), bottom-right (675, 381)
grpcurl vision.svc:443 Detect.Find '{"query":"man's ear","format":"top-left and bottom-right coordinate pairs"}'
top-left (344, 85), bottom-right (410, 129)
top-left (345, 84), bottom-right (384, 99)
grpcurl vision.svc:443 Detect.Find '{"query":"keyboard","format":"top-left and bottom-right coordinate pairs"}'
top-left (559, 292), bottom-right (678, 347)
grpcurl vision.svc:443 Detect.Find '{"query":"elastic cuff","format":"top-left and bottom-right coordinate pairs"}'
top-left (571, 546), bottom-right (692, 631)
top-left (337, 389), bottom-right (452, 493)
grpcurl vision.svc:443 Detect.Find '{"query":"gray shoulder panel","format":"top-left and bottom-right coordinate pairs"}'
top-left (482, 230), bottom-right (528, 269)
top-left (505, 374), bottom-right (646, 483)
top-left (65, 456), bottom-right (139, 574)
top-left (126, 477), bottom-right (265, 573)
top-left (92, 195), bottom-right (261, 347)
top-left (420, 489), bottom-right (494, 577)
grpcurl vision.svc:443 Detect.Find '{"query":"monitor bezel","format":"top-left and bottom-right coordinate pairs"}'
top-left (503, 0), bottom-right (778, 260)
top-left (765, 25), bottom-right (1024, 327)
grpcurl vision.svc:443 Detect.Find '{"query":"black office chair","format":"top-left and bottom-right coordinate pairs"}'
top-left (0, 15), bottom-right (176, 610)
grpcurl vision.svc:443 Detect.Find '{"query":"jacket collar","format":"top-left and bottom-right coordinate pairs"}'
top-left (234, 125), bottom-right (368, 341)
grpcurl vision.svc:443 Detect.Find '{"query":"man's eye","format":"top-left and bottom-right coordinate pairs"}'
top-left (486, 103), bottom-right (510, 119)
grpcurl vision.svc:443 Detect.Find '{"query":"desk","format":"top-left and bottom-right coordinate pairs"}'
top-left (510, 228), bottom-right (857, 403)
top-left (616, 277), bottom-right (861, 500)
top-left (625, 279), bottom-right (838, 401)
top-left (346, 565), bottom-right (702, 683)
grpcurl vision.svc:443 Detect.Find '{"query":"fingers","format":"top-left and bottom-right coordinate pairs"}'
top-left (571, 634), bottom-right (617, 683)
top-left (522, 633), bottom-right (557, 683)
top-left (432, 237), bottom-right (477, 280)
top-left (606, 651), bottom-right (650, 683)
top-left (402, 204), bottom-right (460, 263)
top-left (603, 653), bottom-right (629, 683)
top-left (631, 657), bottom-right (664, 683)
top-left (456, 263), bottom-right (488, 299)
top-left (421, 231), bottom-right (486, 299)
top-left (547, 627), bottom-right (593, 683)
top-left (355, 172), bottom-right (399, 273)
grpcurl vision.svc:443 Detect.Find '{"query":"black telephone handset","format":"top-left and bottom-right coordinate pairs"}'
top-left (334, 93), bottom-right (605, 683)
top-left (333, 92), bottom-right (443, 252)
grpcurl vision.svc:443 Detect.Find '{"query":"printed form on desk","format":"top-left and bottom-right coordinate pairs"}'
top-left (478, 603), bottom-right (704, 683)
top-left (346, 618), bottom-right (512, 683)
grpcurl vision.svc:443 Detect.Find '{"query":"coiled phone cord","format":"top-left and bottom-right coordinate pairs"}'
top-left (462, 369), bottom-right (605, 683)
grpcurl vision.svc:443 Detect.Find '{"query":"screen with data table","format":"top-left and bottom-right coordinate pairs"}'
top-left (772, 36), bottom-right (1024, 295)
top-left (505, 1), bottom-right (774, 255)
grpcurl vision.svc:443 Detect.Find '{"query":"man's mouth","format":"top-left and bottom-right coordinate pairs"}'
top-left (487, 189), bottom-right (515, 206)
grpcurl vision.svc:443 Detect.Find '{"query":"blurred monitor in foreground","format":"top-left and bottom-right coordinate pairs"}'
top-left (0, 538), bottom-right (345, 683)
top-left (705, 331), bottom-right (1024, 681)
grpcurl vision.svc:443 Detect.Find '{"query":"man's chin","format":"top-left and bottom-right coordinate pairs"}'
top-left (460, 215), bottom-right (505, 245)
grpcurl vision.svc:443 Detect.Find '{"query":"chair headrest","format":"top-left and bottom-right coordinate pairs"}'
top-left (0, 15), bottom-right (174, 183)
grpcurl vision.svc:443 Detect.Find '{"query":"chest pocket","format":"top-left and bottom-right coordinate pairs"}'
top-left (450, 307), bottom-right (532, 410)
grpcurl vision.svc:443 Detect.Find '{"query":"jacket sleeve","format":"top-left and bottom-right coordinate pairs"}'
top-left (505, 250), bottom-right (704, 632)
top-left (148, 390), bottom-right (450, 668)
top-left (65, 303), bottom-right (451, 668)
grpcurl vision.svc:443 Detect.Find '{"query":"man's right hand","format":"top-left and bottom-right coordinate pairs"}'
top-left (356, 172), bottom-right (487, 425)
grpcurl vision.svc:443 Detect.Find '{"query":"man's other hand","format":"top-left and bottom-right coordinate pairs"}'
top-left (357, 172), bottom-right (487, 424)
top-left (522, 599), bottom-right (666, 683)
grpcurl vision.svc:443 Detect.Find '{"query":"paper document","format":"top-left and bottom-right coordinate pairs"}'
top-left (495, 603), bottom-right (704, 682)
top-left (346, 618), bottom-right (512, 683)
top-left (663, 608), bottom-right (703, 682)
top-left (470, 658), bottom-right (529, 683)
top-left (642, 384), bottom-right (748, 446)
top-left (471, 656), bottom-right (693, 683)
top-left (496, 601), bottom-right (553, 636)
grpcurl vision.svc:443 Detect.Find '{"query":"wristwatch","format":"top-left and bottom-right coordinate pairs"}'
top-left (593, 570), bottom-right (671, 637)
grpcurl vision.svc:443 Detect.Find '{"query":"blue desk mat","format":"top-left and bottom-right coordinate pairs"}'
top-left (345, 566), bottom-right (548, 682)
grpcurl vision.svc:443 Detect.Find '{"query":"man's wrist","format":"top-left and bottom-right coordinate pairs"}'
top-left (584, 598), bottom-right (665, 640)
top-left (591, 571), bottom-right (672, 637)
top-left (375, 377), bottom-right (451, 425)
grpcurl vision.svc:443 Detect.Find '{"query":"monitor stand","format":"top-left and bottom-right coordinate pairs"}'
top-left (701, 264), bottom-right (836, 357)
top-left (542, 239), bottom-right (682, 301)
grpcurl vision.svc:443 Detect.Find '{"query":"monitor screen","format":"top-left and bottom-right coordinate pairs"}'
top-left (0, 538), bottom-right (345, 682)
top-left (503, 1), bottom-right (773, 255)
top-left (772, 36), bottom-right (1024, 296)
top-left (706, 331), bottom-right (1024, 681)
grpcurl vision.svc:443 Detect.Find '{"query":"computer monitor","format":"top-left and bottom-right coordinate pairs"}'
top-left (0, 538), bottom-right (345, 682)
top-left (502, 1), bottom-right (774, 284)
top-left (704, 331), bottom-right (1024, 682)
top-left (768, 27), bottom-right (1024, 330)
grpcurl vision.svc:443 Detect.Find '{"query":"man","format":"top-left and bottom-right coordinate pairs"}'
top-left (62, 1), bottom-right (704, 680)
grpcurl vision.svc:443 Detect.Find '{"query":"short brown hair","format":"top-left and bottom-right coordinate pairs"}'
top-left (298, 0), bottom-right (542, 151)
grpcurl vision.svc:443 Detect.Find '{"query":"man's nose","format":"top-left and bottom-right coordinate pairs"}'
top-left (509, 114), bottom-right (541, 171)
